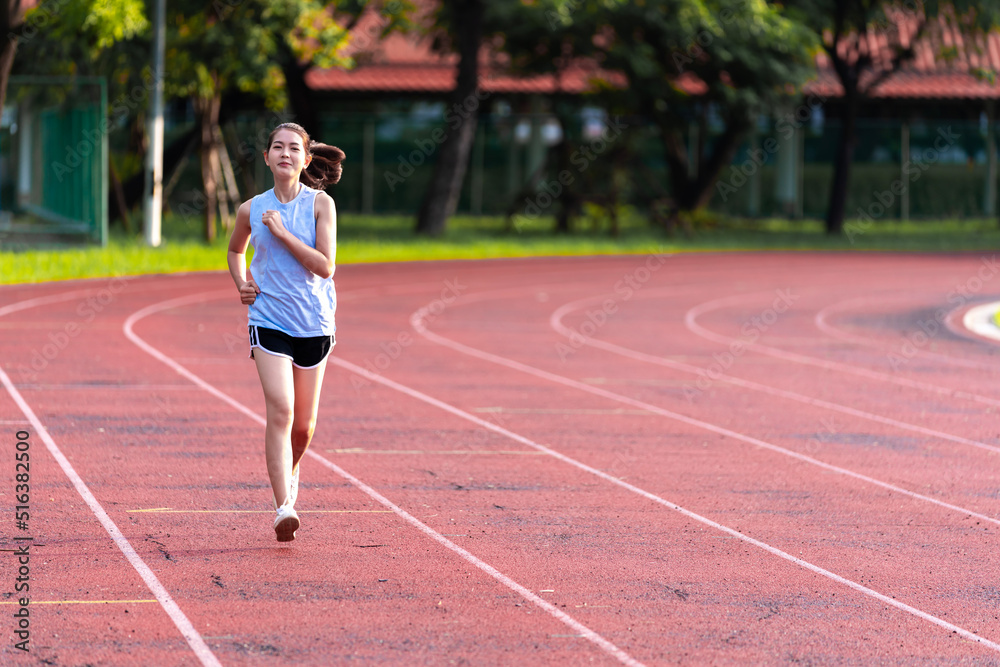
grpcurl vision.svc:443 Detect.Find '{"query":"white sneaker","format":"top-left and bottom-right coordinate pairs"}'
top-left (274, 505), bottom-right (300, 542)
top-left (287, 465), bottom-right (300, 508)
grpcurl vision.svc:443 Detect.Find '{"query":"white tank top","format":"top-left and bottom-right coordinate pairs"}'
top-left (247, 185), bottom-right (336, 337)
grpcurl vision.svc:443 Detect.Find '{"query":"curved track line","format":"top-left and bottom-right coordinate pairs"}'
top-left (814, 294), bottom-right (990, 371)
top-left (123, 290), bottom-right (643, 667)
top-left (408, 292), bottom-right (1000, 653)
top-left (413, 289), bottom-right (1000, 525)
top-left (0, 288), bottom-right (99, 317)
top-left (0, 290), bottom-right (222, 667)
top-left (549, 291), bottom-right (1000, 457)
top-left (964, 302), bottom-right (1000, 343)
top-left (686, 291), bottom-right (1000, 409)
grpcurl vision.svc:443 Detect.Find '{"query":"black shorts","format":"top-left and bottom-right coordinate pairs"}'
top-left (248, 325), bottom-right (335, 369)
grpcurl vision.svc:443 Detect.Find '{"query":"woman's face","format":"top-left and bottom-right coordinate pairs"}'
top-left (266, 129), bottom-right (311, 179)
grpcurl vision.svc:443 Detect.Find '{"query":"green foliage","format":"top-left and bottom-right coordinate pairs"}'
top-left (490, 0), bottom-right (819, 121)
top-left (25, 0), bottom-right (148, 50)
top-left (17, 1), bottom-right (415, 113)
top-left (15, 0), bottom-right (148, 81)
top-left (76, 0), bottom-right (149, 48)
top-left (165, 1), bottom-right (351, 109)
top-left (483, 0), bottom-right (820, 216)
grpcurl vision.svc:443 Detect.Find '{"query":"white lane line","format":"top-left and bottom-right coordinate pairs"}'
top-left (124, 290), bottom-right (643, 667)
top-left (307, 445), bottom-right (641, 666)
top-left (20, 384), bottom-right (199, 390)
top-left (408, 294), bottom-right (1000, 652)
top-left (417, 294), bottom-right (1000, 525)
top-left (814, 294), bottom-right (990, 371)
top-left (0, 288), bottom-right (99, 317)
top-left (0, 295), bottom-right (222, 667)
top-left (686, 291), bottom-right (1000, 409)
top-left (964, 302), bottom-right (1000, 343)
top-left (549, 292), bottom-right (1000, 457)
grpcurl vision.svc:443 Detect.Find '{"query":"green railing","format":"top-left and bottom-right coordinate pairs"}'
top-left (156, 108), bottom-right (1000, 225)
top-left (4, 76), bottom-right (108, 245)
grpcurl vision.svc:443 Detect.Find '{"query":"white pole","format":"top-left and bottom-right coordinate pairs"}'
top-left (144, 0), bottom-right (166, 247)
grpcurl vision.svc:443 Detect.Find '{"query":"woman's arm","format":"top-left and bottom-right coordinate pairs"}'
top-left (227, 201), bottom-right (260, 304)
top-left (261, 192), bottom-right (336, 279)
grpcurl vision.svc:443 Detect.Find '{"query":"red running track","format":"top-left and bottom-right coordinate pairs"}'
top-left (2, 252), bottom-right (1000, 665)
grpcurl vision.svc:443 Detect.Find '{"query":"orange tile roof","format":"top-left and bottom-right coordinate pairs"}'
top-left (308, 6), bottom-right (1000, 100)
top-left (305, 62), bottom-right (628, 94)
top-left (805, 10), bottom-right (1000, 98)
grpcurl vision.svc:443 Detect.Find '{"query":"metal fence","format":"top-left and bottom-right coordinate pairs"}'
top-left (219, 110), bottom-right (993, 222)
top-left (1, 76), bottom-right (108, 245)
top-left (5, 98), bottom-right (994, 237)
top-left (717, 117), bottom-right (996, 221)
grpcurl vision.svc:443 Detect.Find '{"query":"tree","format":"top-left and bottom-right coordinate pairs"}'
top-left (278, 1), bottom-right (415, 137)
top-left (491, 0), bottom-right (819, 229)
top-left (18, 1), bottom-right (413, 241)
top-left (163, 1), bottom-right (351, 241)
top-left (782, 0), bottom-right (1000, 234)
top-left (10, 0), bottom-right (150, 231)
top-left (168, 0), bottom-right (420, 241)
top-left (3, 0), bottom-right (147, 112)
top-left (0, 1), bottom-right (25, 112)
top-left (415, 0), bottom-right (484, 236)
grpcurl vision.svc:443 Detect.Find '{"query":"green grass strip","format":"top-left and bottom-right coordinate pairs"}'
top-left (3, 212), bottom-right (1000, 285)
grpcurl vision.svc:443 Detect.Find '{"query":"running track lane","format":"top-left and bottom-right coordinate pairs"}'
top-left (0, 284), bottom-right (222, 666)
top-left (0, 268), bottom-right (648, 664)
top-left (129, 264), bottom-right (1000, 660)
top-left (5, 254), bottom-right (1000, 659)
top-left (124, 289), bottom-right (641, 666)
top-left (406, 280), bottom-right (1000, 655)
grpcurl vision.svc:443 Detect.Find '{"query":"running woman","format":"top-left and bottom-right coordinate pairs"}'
top-left (227, 122), bottom-right (345, 542)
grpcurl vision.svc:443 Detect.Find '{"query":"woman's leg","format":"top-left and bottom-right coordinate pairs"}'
top-left (253, 350), bottom-right (295, 507)
top-left (290, 357), bottom-right (329, 469)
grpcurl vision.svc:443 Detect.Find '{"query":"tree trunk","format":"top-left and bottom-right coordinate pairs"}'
top-left (660, 126), bottom-right (691, 213)
top-left (415, 0), bottom-right (483, 236)
top-left (826, 85), bottom-right (860, 235)
top-left (686, 120), bottom-right (748, 211)
top-left (225, 122), bottom-right (258, 197)
top-left (215, 125), bottom-right (241, 232)
top-left (122, 127), bottom-right (198, 211)
top-left (195, 94), bottom-right (222, 242)
top-left (0, 36), bottom-right (16, 113)
top-left (660, 117), bottom-right (748, 214)
top-left (278, 40), bottom-right (320, 135)
top-left (213, 143), bottom-right (232, 231)
top-left (0, 1), bottom-right (23, 113)
top-left (108, 157), bottom-right (131, 232)
top-left (551, 110), bottom-right (579, 234)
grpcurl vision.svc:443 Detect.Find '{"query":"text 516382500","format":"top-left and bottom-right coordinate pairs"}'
top-left (12, 429), bottom-right (31, 652)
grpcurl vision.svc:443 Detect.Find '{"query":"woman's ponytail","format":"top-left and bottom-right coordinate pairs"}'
top-left (302, 141), bottom-right (345, 189)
